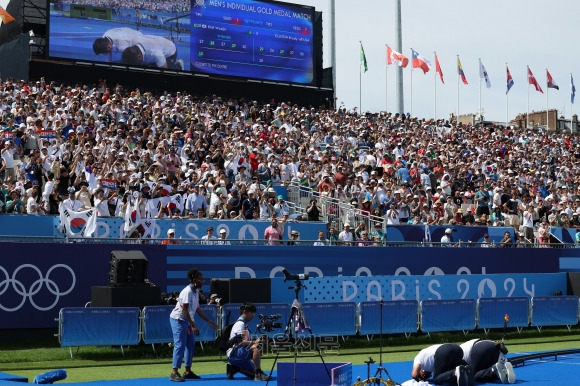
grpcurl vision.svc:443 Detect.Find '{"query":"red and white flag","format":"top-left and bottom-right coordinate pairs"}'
top-left (528, 66), bottom-right (543, 93)
top-left (435, 53), bottom-right (444, 84)
top-left (411, 49), bottom-right (431, 74)
top-left (387, 45), bottom-right (409, 68)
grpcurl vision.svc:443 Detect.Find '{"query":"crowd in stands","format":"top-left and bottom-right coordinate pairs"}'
top-left (59, 0), bottom-right (191, 13)
top-left (1, 76), bottom-right (580, 244)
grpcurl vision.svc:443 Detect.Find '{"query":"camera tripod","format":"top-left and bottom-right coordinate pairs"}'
top-left (266, 278), bottom-right (330, 386)
top-left (354, 298), bottom-right (399, 386)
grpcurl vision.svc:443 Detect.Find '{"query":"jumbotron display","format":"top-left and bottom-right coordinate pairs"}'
top-left (47, 0), bottom-right (316, 85)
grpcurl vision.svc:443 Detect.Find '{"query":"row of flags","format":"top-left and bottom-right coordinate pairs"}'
top-left (359, 43), bottom-right (577, 104)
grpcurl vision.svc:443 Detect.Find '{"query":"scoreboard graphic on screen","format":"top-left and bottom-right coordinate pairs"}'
top-left (191, 0), bottom-right (314, 83)
top-left (47, 0), bottom-right (316, 85)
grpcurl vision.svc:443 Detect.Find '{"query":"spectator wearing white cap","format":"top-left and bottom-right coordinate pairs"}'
top-left (216, 228), bottom-right (231, 245)
top-left (338, 222), bottom-right (353, 246)
top-left (441, 228), bottom-right (454, 246)
top-left (162, 228), bottom-right (178, 245)
top-left (1, 141), bottom-right (15, 182)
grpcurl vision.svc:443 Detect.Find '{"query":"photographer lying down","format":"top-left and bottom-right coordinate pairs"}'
top-left (226, 302), bottom-right (271, 381)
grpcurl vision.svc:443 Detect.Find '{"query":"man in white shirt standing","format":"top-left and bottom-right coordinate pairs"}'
top-left (338, 223), bottom-right (353, 246)
top-left (93, 189), bottom-right (111, 217)
top-left (522, 204), bottom-right (535, 242)
top-left (1, 141), bottom-right (15, 182)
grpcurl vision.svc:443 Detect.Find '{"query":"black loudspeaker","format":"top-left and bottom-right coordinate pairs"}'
top-left (109, 250), bottom-right (148, 287)
top-left (229, 278), bottom-right (271, 304)
top-left (210, 278), bottom-right (231, 305)
top-left (567, 272), bottom-right (580, 295)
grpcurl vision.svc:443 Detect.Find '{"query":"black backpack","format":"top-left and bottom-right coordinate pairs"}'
top-left (218, 322), bottom-right (237, 353)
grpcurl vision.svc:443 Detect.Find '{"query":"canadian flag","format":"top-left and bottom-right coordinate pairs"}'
top-left (387, 45), bottom-right (409, 68)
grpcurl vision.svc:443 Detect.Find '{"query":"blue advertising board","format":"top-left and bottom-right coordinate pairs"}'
top-left (304, 274), bottom-right (566, 303)
top-left (0, 240), bottom-right (577, 329)
top-left (4, 215), bottom-right (580, 247)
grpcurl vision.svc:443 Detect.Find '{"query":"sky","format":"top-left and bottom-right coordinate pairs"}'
top-left (291, 0), bottom-right (580, 123)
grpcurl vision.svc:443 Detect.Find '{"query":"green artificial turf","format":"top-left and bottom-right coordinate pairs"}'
top-left (2, 327), bottom-right (580, 383)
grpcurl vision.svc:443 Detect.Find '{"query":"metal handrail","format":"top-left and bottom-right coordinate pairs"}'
top-left (0, 236), bottom-right (572, 248)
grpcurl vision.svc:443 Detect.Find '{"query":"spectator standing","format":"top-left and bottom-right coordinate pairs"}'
top-left (264, 219), bottom-right (283, 245)
top-left (338, 223), bottom-right (353, 246)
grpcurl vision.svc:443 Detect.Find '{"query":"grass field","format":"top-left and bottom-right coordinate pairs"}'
top-left (2, 327), bottom-right (580, 383)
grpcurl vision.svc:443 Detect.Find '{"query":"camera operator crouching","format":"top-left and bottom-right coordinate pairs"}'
top-left (226, 302), bottom-right (271, 381)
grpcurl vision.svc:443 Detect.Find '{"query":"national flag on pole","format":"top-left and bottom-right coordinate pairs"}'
top-left (572, 74), bottom-right (576, 104)
top-left (411, 49), bottom-right (431, 74)
top-left (506, 65), bottom-right (514, 94)
top-left (360, 42), bottom-right (368, 72)
top-left (528, 66), bottom-right (543, 93)
top-left (387, 45), bottom-right (408, 68)
top-left (547, 70), bottom-right (559, 90)
top-left (435, 52), bottom-right (444, 84)
top-left (124, 197), bottom-right (141, 233)
top-left (479, 60), bottom-right (491, 88)
top-left (457, 56), bottom-right (468, 85)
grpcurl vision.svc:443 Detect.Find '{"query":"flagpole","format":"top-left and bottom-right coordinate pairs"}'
top-left (385, 45), bottom-right (388, 112)
top-left (410, 47), bottom-right (413, 117)
top-left (434, 51), bottom-right (437, 120)
top-left (546, 69), bottom-right (549, 130)
top-left (456, 55), bottom-right (459, 120)
top-left (506, 63), bottom-right (509, 127)
top-left (527, 66), bottom-right (530, 129)
top-left (571, 73), bottom-right (574, 134)
top-left (479, 58), bottom-right (482, 123)
top-left (359, 41), bottom-right (362, 114)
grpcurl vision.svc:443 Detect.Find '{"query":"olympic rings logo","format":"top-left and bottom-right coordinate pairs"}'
top-left (0, 264), bottom-right (76, 312)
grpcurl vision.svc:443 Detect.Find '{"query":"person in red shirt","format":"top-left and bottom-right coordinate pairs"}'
top-left (162, 228), bottom-right (179, 244)
top-left (249, 148), bottom-right (260, 172)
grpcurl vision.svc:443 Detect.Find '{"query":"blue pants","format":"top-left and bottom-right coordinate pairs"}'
top-left (170, 317), bottom-right (195, 369)
top-left (228, 345), bottom-right (255, 373)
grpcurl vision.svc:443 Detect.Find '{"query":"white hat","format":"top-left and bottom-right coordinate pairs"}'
top-left (167, 228), bottom-right (175, 235)
top-left (219, 229), bottom-right (227, 234)
top-left (445, 228), bottom-right (453, 234)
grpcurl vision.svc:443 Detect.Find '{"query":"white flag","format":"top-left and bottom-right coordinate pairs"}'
top-left (479, 60), bottom-right (491, 88)
top-left (59, 205), bottom-right (97, 238)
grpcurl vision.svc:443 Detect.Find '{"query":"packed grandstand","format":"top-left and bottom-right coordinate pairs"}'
top-left (0, 77), bottom-right (578, 244)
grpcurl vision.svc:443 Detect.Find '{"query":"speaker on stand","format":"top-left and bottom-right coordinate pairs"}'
top-left (91, 250), bottom-right (160, 308)
top-left (108, 250), bottom-right (149, 287)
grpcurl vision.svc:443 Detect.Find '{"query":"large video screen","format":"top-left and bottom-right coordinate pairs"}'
top-left (47, 0), bottom-right (315, 84)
